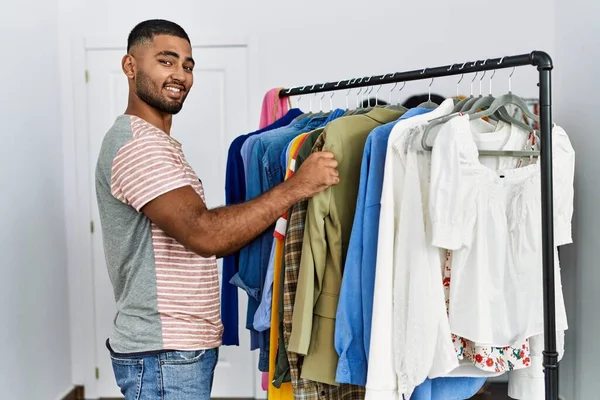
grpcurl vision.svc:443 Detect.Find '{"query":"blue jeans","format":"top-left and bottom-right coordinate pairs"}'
top-left (109, 347), bottom-right (219, 400)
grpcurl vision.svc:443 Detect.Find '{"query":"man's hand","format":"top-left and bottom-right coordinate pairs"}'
top-left (288, 151), bottom-right (340, 198)
top-left (142, 151), bottom-right (340, 259)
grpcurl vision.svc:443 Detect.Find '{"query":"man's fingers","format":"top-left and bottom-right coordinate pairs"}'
top-left (318, 151), bottom-right (335, 159)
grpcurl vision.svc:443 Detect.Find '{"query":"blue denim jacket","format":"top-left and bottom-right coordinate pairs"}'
top-left (252, 109), bottom-right (346, 333)
top-left (222, 109), bottom-right (302, 346)
top-left (233, 113), bottom-right (327, 371)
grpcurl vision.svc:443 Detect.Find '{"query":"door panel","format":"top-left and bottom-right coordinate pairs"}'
top-left (86, 45), bottom-right (254, 398)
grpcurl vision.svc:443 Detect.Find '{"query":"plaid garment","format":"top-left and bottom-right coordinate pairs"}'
top-left (282, 132), bottom-right (365, 399)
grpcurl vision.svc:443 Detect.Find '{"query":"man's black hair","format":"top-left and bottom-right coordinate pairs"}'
top-left (127, 19), bottom-right (191, 52)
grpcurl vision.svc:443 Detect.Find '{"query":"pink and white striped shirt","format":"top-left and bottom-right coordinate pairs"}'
top-left (95, 115), bottom-right (222, 354)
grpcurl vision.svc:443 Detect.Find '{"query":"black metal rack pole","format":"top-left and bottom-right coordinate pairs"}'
top-left (279, 53), bottom-right (536, 98)
top-left (278, 51), bottom-right (559, 400)
top-left (535, 52), bottom-right (559, 400)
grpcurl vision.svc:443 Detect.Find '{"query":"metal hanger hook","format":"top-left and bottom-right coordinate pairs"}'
top-left (497, 56), bottom-right (506, 65)
top-left (479, 61), bottom-right (488, 96)
top-left (355, 78), bottom-right (365, 108)
top-left (489, 69), bottom-right (496, 95)
top-left (508, 66), bottom-right (516, 93)
top-left (319, 84), bottom-right (326, 112)
top-left (330, 82), bottom-right (340, 112)
top-left (470, 70), bottom-right (479, 96)
top-left (345, 78), bottom-right (355, 110)
top-left (454, 62), bottom-right (469, 97)
top-left (375, 84), bottom-right (383, 105)
top-left (362, 77), bottom-right (372, 106)
top-left (428, 77), bottom-right (434, 101)
top-left (309, 84), bottom-right (318, 112)
top-left (388, 74), bottom-right (398, 104)
top-left (397, 81), bottom-right (406, 105)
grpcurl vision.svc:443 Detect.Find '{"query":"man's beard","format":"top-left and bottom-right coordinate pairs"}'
top-left (135, 69), bottom-right (187, 115)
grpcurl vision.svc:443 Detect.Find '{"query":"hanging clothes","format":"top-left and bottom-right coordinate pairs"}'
top-left (334, 105), bottom-right (487, 400)
top-left (289, 107), bottom-right (406, 385)
top-left (429, 115), bottom-right (572, 346)
top-left (334, 106), bottom-right (433, 386)
top-left (222, 108), bottom-right (303, 346)
top-left (283, 130), bottom-right (366, 399)
top-left (367, 100), bottom-right (455, 399)
top-left (230, 68), bottom-right (571, 400)
top-left (255, 110), bottom-right (347, 334)
top-left (234, 113), bottom-right (328, 371)
top-left (266, 132), bottom-right (310, 399)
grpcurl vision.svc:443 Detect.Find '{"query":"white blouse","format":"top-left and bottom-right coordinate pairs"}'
top-left (428, 114), bottom-right (573, 347)
top-left (366, 99), bottom-right (456, 400)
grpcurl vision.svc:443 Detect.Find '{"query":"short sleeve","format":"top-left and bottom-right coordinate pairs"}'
top-left (429, 118), bottom-right (474, 250)
top-left (111, 136), bottom-right (189, 211)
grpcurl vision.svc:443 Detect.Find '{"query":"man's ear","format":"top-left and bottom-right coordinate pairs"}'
top-left (122, 54), bottom-right (136, 79)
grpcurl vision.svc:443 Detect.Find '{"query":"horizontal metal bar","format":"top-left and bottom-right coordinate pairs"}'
top-left (279, 52), bottom-right (548, 97)
top-left (478, 150), bottom-right (540, 157)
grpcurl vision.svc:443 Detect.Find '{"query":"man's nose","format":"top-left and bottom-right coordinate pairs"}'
top-left (171, 64), bottom-right (186, 82)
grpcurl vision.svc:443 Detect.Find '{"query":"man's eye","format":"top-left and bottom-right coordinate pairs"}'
top-left (159, 60), bottom-right (172, 66)
top-left (184, 66), bottom-right (194, 72)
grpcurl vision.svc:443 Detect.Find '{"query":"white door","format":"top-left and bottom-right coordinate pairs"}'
top-left (86, 44), bottom-right (255, 399)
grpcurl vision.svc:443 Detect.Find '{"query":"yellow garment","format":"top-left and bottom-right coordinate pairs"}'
top-left (267, 133), bottom-right (309, 400)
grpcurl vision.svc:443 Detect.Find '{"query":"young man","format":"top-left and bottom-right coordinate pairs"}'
top-left (95, 19), bottom-right (339, 399)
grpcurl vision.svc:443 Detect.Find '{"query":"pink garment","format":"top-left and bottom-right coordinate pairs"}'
top-left (262, 371), bottom-right (269, 391)
top-left (259, 88), bottom-right (291, 129)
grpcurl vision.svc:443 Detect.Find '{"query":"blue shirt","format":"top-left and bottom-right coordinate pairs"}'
top-left (252, 109), bottom-right (346, 332)
top-left (233, 113), bottom-right (328, 371)
top-left (222, 109), bottom-right (302, 346)
top-left (335, 107), bottom-right (431, 385)
top-left (240, 113), bottom-right (307, 184)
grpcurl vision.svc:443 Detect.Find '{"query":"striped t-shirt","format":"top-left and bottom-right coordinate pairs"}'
top-left (95, 115), bottom-right (223, 354)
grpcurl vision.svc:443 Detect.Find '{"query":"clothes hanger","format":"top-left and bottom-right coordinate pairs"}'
top-left (317, 83), bottom-right (332, 117)
top-left (452, 62), bottom-right (477, 113)
top-left (375, 83), bottom-right (383, 107)
top-left (373, 74), bottom-right (408, 112)
top-left (468, 66), bottom-right (540, 126)
top-left (363, 79), bottom-right (374, 109)
top-left (396, 81), bottom-right (406, 106)
top-left (344, 78), bottom-right (356, 111)
top-left (459, 65), bottom-right (485, 112)
top-left (355, 80), bottom-right (364, 110)
top-left (422, 64), bottom-right (540, 157)
top-left (292, 86), bottom-right (311, 120)
top-left (417, 70), bottom-right (439, 109)
top-left (466, 61), bottom-right (534, 133)
top-left (330, 80), bottom-right (342, 112)
top-left (388, 78), bottom-right (398, 105)
top-left (449, 64), bottom-right (463, 106)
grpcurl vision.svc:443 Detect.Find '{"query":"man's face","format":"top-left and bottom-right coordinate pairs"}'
top-left (131, 35), bottom-right (195, 114)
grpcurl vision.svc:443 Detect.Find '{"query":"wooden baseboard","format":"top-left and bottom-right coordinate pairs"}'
top-left (62, 386), bottom-right (85, 400)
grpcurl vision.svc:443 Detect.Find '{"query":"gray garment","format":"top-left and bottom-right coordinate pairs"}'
top-left (95, 116), bottom-right (163, 353)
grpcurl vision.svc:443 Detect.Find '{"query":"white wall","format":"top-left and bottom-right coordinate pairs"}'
top-left (0, 0), bottom-right (72, 398)
top-left (554, 1), bottom-right (600, 399)
top-left (72, 0), bottom-right (555, 123)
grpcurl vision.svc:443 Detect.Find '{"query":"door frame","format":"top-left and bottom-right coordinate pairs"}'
top-left (61, 34), bottom-right (264, 399)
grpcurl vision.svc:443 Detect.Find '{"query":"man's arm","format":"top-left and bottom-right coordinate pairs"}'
top-left (141, 151), bottom-right (339, 258)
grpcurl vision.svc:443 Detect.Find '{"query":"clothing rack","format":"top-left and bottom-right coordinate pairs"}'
top-left (279, 51), bottom-right (559, 400)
